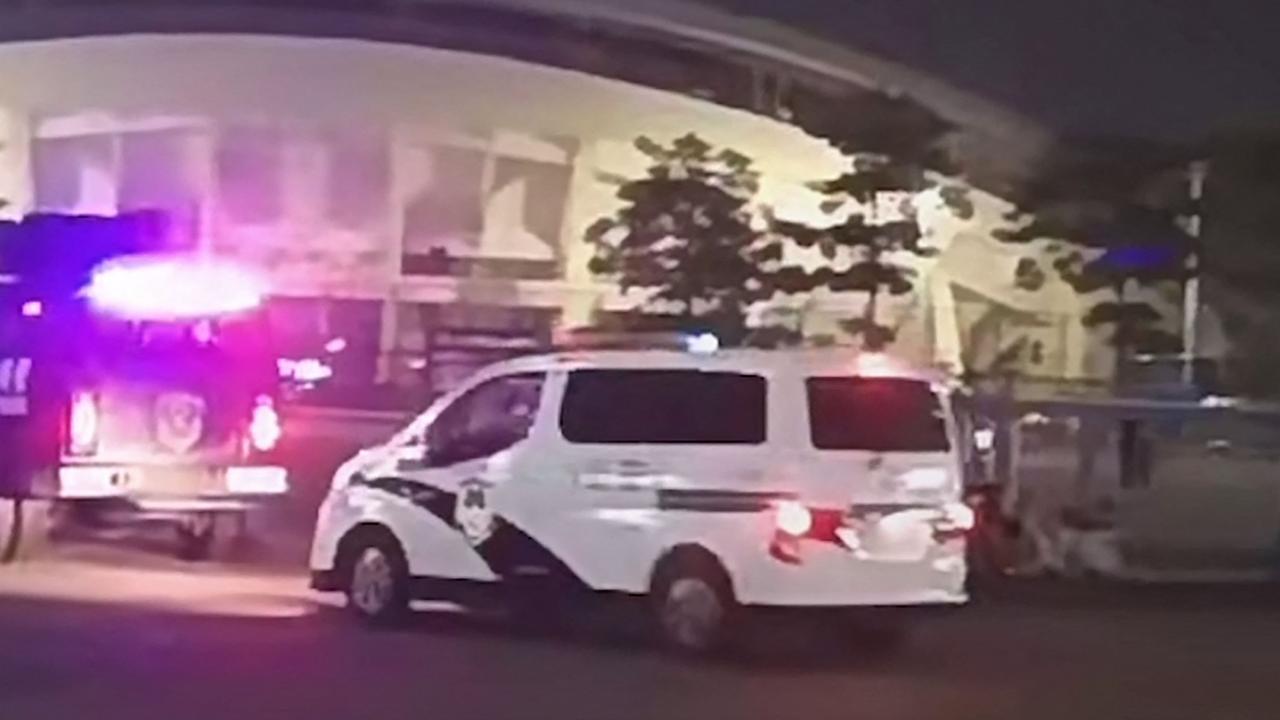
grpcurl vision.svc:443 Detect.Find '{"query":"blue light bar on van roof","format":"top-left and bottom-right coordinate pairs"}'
top-left (85, 255), bottom-right (263, 319)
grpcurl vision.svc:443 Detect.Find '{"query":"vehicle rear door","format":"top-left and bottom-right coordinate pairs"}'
top-left (802, 375), bottom-right (960, 561)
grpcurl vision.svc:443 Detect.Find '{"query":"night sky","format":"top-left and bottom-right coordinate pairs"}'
top-left (701, 0), bottom-right (1280, 140)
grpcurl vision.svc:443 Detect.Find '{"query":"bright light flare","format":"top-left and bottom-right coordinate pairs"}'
top-left (226, 466), bottom-right (288, 495)
top-left (86, 255), bottom-right (263, 319)
top-left (684, 333), bottom-right (720, 354)
top-left (277, 358), bottom-right (332, 383)
top-left (854, 352), bottom-right (901, 377)
top-left (775, 500), bottom-right (813, 536)
top-left (973, 428), bottom-right (995, 452)
top-left (249, 396), bottom-right (282, 452)
top-left (943, 501), bottom-right (976, 532)
top-left (69, 391), bottom-right (98, 455)
top-left (899, 467), bottom-right (952, 492)
top-left (20, 300), bottom-right (42, 317)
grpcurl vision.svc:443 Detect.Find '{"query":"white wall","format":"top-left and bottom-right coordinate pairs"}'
top-left (0, 34), bottom-right (1088, 375)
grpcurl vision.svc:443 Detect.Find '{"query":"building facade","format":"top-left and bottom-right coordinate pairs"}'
top-left (0, 33), bottom-right (1102, 405)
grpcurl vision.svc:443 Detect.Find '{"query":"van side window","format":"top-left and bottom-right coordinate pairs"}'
top-left (560, 370), bottom-right (766, 445)
top-left (806, 377), bottom-right (948, 451)
top-left (425, 373), bottom-right (545, 466)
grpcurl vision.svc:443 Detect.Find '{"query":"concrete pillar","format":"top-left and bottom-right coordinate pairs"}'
top-left (558, 139), bottom-right (602, 329)
top-left (928, 270), bottom-right (964, 374)
top-left (0, 107), bottom-right (34, 221)
top-left (1062, 301), bottom-right (1091, 379)
top-left (377, 127), bottom-right (412, 384)
top-left (188, 127), bottom-right (218, 255)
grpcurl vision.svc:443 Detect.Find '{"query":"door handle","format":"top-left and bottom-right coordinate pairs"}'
top-left (579, 460), bottom-right (662, 490)
top-left (612, 459), bottom-right (652, 476)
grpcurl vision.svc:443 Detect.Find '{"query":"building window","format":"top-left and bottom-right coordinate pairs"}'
top-left (392, 303), bottom-right (555, 398)
top-left (119, 128), bottom-right (201, 248)
top-left (490, 155), bottom-right (570, 256)
top-left (217, 125), bottom-right (284, 225)
top-left (402, 144), bottom-right (487, 256)
top-left (32, 134), bottom-right (115, 214)
top-left (401, 135), bottom-right (574, 279)
top-left (325, 131), bottom-right (390, 230)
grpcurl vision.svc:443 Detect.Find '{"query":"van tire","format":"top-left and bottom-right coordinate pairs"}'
top-left (340, 528), bottom-right (410, 626)
top-left (650, 547), bottom-right (737, 655)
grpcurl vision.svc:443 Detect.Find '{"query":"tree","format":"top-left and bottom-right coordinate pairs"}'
top-left (995, 137), bottom-right (1194, 376)
top-left (584, 133), bottom-right (783, 345)
top-left (586, 93), bottom-right (973, 351)
top-left (771, 92), bottom-right (973, 350)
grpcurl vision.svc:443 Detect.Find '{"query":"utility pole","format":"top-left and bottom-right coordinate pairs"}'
top-left (1182, 160), bottom-right (1209, 387)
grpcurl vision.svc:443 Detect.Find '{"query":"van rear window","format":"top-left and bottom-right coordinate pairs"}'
top-left (560, 369), bottom-right (766, 445)
top-left (806, 377), bottom-right (948, 451)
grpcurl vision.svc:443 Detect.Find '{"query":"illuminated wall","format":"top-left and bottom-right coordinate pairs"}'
top-left (0, 34), bottom-right (1094, 387)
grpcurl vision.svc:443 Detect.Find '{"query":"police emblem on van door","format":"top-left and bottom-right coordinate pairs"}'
top-left (154, 392), bottom-right (206, 453)
top-left (455, 479), bottom-right (496, 545)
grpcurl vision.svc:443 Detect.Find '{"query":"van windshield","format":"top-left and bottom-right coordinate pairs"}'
top-left (806, 377), bottom-right (949, 452)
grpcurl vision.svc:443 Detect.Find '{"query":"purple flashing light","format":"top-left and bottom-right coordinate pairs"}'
top-left (85, 256), bottom-right (263, 319)
top-left (20, 300), bottom-right (42, 317)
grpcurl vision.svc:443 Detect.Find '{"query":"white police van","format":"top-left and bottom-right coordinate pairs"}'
top-left (309, 347), bottom-right (970, 652)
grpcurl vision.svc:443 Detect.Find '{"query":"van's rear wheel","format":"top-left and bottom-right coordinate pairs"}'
top-left (345, 536), bottom-right (410, 626)
top-left (651, 550), bottom-right (736, 655)
top-left (1, 498), bottom-right (54, 563)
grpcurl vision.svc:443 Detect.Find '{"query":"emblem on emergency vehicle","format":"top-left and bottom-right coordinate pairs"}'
top-left (154, 392), bottom-right (206, 453)
top-left (455, 479), bottom-right (496, 545)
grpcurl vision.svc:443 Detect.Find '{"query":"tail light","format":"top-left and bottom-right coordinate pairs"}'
top-left (770, 501), bottom-right (844, 564)
top-left (769, 500), bottom-right (974, 564)
top-left (774, 500), bottom-right (813, 536)
top-left (68, 391), bottom-right (99, 455)
top-left (249, 395), bottom-right (281, 452)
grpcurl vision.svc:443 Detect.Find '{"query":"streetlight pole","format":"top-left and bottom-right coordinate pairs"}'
top-left (1182, 160), bottom-right (1209, 387)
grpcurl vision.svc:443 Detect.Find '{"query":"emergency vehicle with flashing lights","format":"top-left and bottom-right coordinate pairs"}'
top-left (0, 253), bottom-right (287, 561)
top-left (309, 343), bottom-right (970, 653)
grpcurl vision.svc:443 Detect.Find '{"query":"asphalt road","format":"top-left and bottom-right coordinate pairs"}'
top-left (3, 424), bottom-right (1280, 720)
top-left (3, 535), bottom-right (1280, 720)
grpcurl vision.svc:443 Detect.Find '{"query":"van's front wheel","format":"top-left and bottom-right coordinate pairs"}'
top-left (345, 537), bottom-right (410, 626)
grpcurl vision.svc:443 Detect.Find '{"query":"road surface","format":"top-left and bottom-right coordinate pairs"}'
top-left (2, 537), bottom-right (1280, 720)
top-left (3, 418), bottom-right (1279, 720)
